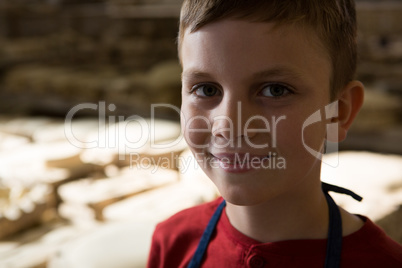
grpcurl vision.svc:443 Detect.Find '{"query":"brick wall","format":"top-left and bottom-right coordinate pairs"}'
top-left (0, 0), bottom-right (183, 118)
top-left (0, 0), bottom-right (401, 118)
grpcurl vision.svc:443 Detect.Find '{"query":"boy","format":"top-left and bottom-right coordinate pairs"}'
top-left (148, 0), bottom-right (402, 267)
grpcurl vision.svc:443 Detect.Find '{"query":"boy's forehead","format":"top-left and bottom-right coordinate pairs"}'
top-left (182, 19), bottom-right (326, 53)
top-left (192, 19), bottom-right (284, 33)
top-left (181, 19), bottom-right (331, 86)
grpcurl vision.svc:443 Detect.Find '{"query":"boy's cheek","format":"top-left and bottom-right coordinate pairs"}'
top-left (299, 120), bottom-right (327, 155)
top-left (181, 115), bottom-right (211, 150)
top-left (274, 116), bottom-right (326, 156)
top-left (184, 131), bottom-right (209, 150)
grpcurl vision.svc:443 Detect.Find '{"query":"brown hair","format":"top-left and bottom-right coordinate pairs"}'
top-left (178, 0), bottom-right (357, 100)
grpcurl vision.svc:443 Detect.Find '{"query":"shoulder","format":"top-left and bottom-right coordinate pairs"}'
top-left (147, 197), bottom-right (224, 268)
top-left (154, 196), bottom-right (223, 240)
top-left (343, 216), bottom-right (402, 265)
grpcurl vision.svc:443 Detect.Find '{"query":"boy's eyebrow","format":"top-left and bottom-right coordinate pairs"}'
top-left (181, 70), bottom-right (213, 80)
top-left (251, 67), bottom-right (305, 80)
top-left (182, 66), bottom-right (304, 81)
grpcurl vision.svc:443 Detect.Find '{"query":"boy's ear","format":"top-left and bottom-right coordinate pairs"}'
top-left (333, 80), bottom-right (364, 142)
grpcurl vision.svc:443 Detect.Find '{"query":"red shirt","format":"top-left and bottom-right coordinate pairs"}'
top-left (148, 197), bottom-right (402, 268)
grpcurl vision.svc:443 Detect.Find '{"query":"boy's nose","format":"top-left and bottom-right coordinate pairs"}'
top-left (211, 101), bottom-right (258, 141)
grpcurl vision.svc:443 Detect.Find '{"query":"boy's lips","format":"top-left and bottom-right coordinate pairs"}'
top-left (209, 152), bottom-right (270, 162)
top-left (208, 152), bottom-right (272, 173)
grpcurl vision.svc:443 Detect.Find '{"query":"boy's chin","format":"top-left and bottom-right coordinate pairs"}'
top-left (213, 178), bottom-right (285, 207)
top-left (221, 191), bottom-right (278, 207)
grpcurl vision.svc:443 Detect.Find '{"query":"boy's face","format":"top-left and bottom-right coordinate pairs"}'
top-left (180, 20), bottom-right (333, 205)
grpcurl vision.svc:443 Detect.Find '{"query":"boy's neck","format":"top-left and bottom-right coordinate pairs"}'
top-left (225, 177), bottom-right (363, 243)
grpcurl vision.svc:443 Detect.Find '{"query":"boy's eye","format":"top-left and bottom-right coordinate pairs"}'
top-left (261, 84), bottom-right (290, 97)
top-left (193, 84), bottom-right (220, 97)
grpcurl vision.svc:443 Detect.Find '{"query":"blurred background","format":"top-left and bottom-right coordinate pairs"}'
top-left (0, 0), bottom-right (401, 267)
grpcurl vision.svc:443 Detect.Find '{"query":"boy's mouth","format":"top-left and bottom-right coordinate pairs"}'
top-left (208, 152), bottom-right (273, 173)
top-left (210, 153), bottom-right (270, 163)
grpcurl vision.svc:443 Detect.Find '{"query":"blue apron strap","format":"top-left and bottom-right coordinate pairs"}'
top-left (322, 182), bottom-right (362, 268)
top-left (323, 190), bottom-right (343, 268)
top-left (322, 182), bottom-right (363, 202)
top-left (187, 200), bottom-right (226, 268)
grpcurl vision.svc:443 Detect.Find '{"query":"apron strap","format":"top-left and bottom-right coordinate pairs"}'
top-left (323, 191), bottom-right (343, 268)
top-left (187, 200), bottom-right (226, 268)
top-left (322, 182), bottom-right (363, 202)
top-left (322, 182), bottom-right (362, 268)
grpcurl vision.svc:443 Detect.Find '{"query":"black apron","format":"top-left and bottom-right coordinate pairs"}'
top-left (187, 182), bottom-right (362, 268)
